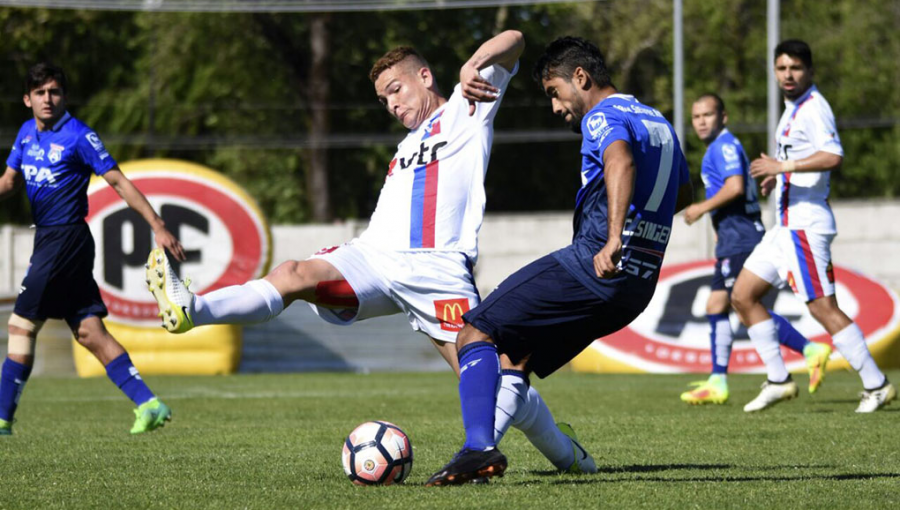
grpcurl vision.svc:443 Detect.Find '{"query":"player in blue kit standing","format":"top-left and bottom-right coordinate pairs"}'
top-left (0, 63), bottom-right (185, 435)
top-left (426, 37), bottom-right (693, 486)
top-left (679, 93), bottom-right (832, 405)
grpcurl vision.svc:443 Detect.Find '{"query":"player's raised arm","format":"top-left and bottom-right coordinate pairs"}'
top-left (101, 168), bottom-right (186, 261)
top-left (0, 166), bottom-right (23, 201)
top-left (594, 139), bottom-right (635, 278)
top-left (459, 30), bottom-right (524, 115)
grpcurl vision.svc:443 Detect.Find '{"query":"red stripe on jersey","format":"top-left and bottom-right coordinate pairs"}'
top-left (422, 160), bottom-right (439, 248)
top-left (796, 230), bottom-right (824, 298)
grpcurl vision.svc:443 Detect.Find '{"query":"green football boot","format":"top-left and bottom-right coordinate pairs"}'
top-left (146, 248), bottom-right (195, 334)
top-left (130, 399), bottom-right (172, 435)
top-left (803, 342), bottom-right (832, 394)
top-left (681, 374), bottom-right (729, 405)
top-left (557, 422), bottom-right (597, 474)
top-left (0, 418), bottom-right (11, 436)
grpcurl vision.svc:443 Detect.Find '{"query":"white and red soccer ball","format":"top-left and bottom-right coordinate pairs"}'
top-left (342, 421), bottom-right (413, 485)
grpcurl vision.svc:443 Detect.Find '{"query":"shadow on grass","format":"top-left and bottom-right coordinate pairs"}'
top-left (509, 466), bottom-right (899, 486)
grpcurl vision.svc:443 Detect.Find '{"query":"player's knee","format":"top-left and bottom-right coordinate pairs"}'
top-left (455, 323), bottom-right (491, 352)
top-left (730, 287), bottom-right (753, 315)
top-left (269, 260), bottom-right (316, 292)
top-left (7, 314), bottom-right (42, 357)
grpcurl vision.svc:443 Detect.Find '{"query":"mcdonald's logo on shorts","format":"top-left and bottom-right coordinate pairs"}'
top-left (434, 298), bottom-right (470, 332)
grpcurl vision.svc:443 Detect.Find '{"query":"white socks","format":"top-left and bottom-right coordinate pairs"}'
top-left (748, 318), bottom-right (790, 383)
top-left (494, 372), bottom-right (574, 470)
top-left (831, 323), bottom-right (886, 390)
top-left (192, 279), bottom-right (285, 326)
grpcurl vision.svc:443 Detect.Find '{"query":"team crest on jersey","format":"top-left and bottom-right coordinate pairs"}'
top-left (586, 112), bottom-right (608, 139)
top-left (22, 136), bottom-right (32, 145)
top-left (48, 143), bottom-right (65, 164)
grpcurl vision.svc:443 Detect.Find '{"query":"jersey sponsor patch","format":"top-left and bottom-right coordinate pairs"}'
top-left (721, 143), bottom-right (738, 162)
top-left (434, 297), bottom-right (470, 332)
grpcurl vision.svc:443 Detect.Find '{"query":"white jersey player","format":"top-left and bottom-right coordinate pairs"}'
top-left (146, 31), bottom-right (597, 474)
top-left (732, 39), bottom-right (894, 413)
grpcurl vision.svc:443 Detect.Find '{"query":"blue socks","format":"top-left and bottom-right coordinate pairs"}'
top-left (771, 311), bottom-right (808, 353)
top-left (105, 353), bottom-right (155, 406)
top-left (458, 341), bottom-right (500, 451)
top-left (708, 313), bottom-right (733, 374)
top-left (0, 358), bottom-right (32, 422)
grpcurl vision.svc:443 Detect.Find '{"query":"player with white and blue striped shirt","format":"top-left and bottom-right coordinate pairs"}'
top-left (427, 37), bottom-right (693, 486)
top-left (679, 93), bottom-right (831, 406)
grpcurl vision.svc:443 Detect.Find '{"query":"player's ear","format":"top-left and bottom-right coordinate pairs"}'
top-left (573, 67), bottom-right (591, 91)
top-left (23, 94), bottom-right (32, 108)
top-left (419, 66), bottom-right (434, 88)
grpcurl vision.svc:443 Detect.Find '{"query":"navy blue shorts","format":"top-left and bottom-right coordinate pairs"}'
top-left (14, 223), bottom-right (108, 330)
top-left (463, 254), bottom-right (651, 378)
top-left (711, 251), bottom-right (752, 293)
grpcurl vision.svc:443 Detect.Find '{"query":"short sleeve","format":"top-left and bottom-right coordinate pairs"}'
top-left (461, 62), bottom-right (517, 124)
top-left (5, 125), bottom-right (26, 171)
top-left (712, 142), bottom-right (745, 178)
top-left (589, 110), bottom-right (631, 158)
top-left (807, 102), bottom-right (843, 156)
top-left (76, 130), bottom-right (118, 175)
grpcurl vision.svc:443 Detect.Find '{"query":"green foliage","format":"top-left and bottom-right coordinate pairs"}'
top-left (1, 2), bottom-right (898, 225)
top-left (1, 371), bottom-right (899, 508)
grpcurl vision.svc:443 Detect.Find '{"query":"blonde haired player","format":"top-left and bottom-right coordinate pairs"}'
top-left (147, 31), bottom-right (596, 474)
top-left (733, 39), bottom-right (894, 412)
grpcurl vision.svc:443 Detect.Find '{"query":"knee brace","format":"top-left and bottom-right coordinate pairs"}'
top-left (7, 314), bottom-right (44, 356)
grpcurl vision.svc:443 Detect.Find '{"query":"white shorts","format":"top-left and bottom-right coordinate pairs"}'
top-left (743, 227), bottom-right (835, 302)
top-left (307, 240), bottom-right (479, 343)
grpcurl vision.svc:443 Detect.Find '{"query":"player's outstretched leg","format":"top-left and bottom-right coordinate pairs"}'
top-left (146, 248), bottom-right (195, 333)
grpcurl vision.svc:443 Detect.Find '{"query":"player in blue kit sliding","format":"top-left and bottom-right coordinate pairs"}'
top-left (679, 93), bottom-right (831, 405)
top-left (0, 64), bottom-right (185, 435)
top-left (426, 37), bottom-right (693, 486)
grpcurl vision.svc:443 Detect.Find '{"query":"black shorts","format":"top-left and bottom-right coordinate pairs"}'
top-left (463, 254), bottom-right (651, 378)
top-left (14, 223), bottom-right (108, 330)
top-left (711, 251), bottom-right (753, 293)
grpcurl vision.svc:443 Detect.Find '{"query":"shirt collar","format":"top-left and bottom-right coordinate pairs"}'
top-left (37, 111), bottom-right (72, 133)
top-left (784, 84), bottom-right (817, 108)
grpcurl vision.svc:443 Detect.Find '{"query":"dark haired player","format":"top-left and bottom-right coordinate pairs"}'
top-left (426, 36), bottom-right (692, 486)
top-left (0, 63), bottom-right (185, 435)
top-left (680, 93), bottom-right (831, 405)
top-left (733, 40), bottom-right (894, 412)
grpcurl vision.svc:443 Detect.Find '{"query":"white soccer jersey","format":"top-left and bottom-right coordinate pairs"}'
top-left (358, 62), bottom-right (517, 264)
top-left (772, 85), bottom-right (843, 233)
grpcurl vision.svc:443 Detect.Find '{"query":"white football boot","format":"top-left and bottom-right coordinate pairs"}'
top-left (855, 382), bottom-right (896, 413)
top-left (743, 379), bottom-right (799, 412)
top-left (146, 248), bottom-right (195, 334)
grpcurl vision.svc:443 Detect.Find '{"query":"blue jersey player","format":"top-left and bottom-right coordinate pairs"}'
top-left (0, 64), bottom-right (185, 435)
top-left (679, 94), bottom-right (831, 405)
top-left (426, 37), bottom-right (693, 486)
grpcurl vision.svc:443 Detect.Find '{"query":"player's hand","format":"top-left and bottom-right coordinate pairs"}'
top-left (594, 238), bottom-right (622, 279)
top-left (683, 203), bottom-right (703, 225)
top-left (759, 176), bottom-right (777, 197)
top-left (154, 227), bottom-right (186, 262)
top-left (459, 62), bottom-right (499, 116)
top-left (750, 153), bottom-right (782, 178)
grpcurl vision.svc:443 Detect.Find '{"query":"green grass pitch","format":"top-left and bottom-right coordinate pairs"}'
top-left (1, 370), bottom-right (898, 509)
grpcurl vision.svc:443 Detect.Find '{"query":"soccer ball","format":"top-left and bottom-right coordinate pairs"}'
top-left (341, 421), bottom-right (413, 485)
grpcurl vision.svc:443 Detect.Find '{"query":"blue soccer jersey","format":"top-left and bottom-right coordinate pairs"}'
top-left (701, 128), bottom-right (764, 257)
top-left (6, 112), bottom-right (117, 226)
top-left (553, 94), bottom-right (689, 302)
